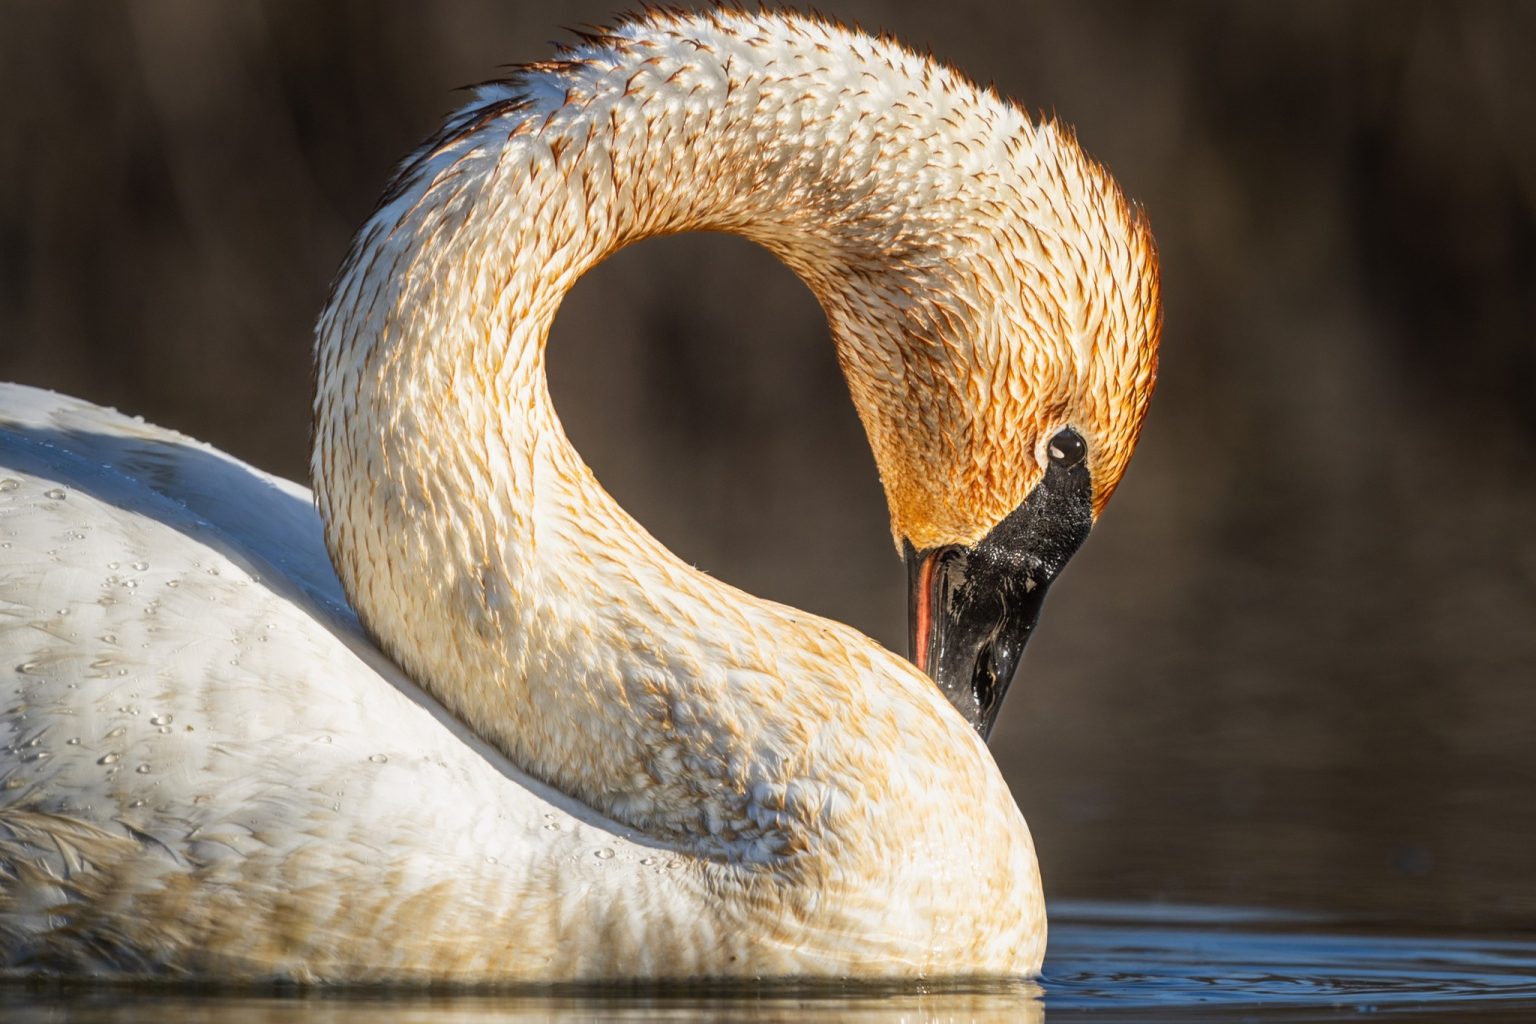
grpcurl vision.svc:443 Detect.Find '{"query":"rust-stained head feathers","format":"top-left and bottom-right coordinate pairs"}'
top-left (560, 9), bottom-right (1164, 552)
top-left (576, 10), bottom-right (1163, 555)
top-left (850, 122), bottom-right (1163, 552)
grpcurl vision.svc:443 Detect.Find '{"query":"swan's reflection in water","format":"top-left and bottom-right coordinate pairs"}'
top-left (0, 984), bottom-right (1044, 1024)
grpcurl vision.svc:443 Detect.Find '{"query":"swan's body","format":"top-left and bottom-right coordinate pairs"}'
top-left (0, 385), bottom-right (686, 980)
top-left (0, 10), bottom-right (1159, 983)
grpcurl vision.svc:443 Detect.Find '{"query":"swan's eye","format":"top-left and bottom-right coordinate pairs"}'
top-left (1047, 428), bottom-right (1086, 468)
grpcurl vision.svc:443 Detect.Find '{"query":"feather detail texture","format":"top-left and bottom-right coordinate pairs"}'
top-left (1, 7), bottom-right (1159, 984)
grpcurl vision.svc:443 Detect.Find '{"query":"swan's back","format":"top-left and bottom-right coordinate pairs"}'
top-left (0, 384), bottom-right (708, 981)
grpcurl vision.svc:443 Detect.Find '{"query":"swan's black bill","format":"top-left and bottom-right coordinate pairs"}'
top-left (905, 429), bottom-right (1094, 738)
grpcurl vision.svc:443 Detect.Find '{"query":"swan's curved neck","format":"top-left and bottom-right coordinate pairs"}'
top-left (312, 15), bottom-right (1018, 855)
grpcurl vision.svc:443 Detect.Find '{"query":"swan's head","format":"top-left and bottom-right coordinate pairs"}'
top-left (824, 118), bottom-right (1162, 737)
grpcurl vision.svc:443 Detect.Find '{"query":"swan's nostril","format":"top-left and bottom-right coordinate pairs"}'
top-left (972, 642), bottom-right (1000, 716)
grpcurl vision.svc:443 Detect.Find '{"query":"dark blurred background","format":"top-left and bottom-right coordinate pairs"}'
top-left (2, 1), bottom-right (1532, 931)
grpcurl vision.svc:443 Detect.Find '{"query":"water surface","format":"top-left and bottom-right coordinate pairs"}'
top-left (7, 901), bottom-right (1535, 1022)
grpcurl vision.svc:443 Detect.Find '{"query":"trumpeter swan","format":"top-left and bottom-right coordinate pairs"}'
top-left (0, 9), bottom-right (1160, 983)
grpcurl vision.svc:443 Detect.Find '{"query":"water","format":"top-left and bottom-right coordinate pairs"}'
top-left (1043, 901), bottom-right (1536, 1018)
top-left (5, 902), bottom-right (1534, 1022)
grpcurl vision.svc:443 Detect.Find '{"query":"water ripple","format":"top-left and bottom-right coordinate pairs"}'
top-left (1043, 900), bottom-right (1536, 1015)
top-left (3, 902), bottom-right (1535, 1022)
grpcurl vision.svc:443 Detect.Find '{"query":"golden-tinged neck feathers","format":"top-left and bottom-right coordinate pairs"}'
top-left (320, 8), bottom-right (1160, 553)
top-left (309, 7), bottom-right (1156, 968)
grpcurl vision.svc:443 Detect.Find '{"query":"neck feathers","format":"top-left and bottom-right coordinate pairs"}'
top-left (312, 5), bottom-right (1040, 867)
top-left (312, 9), bottom-right (1051, 967)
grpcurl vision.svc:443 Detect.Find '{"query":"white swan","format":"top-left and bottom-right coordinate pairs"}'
top-left (0, 9), bottom-right (1160, 983)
